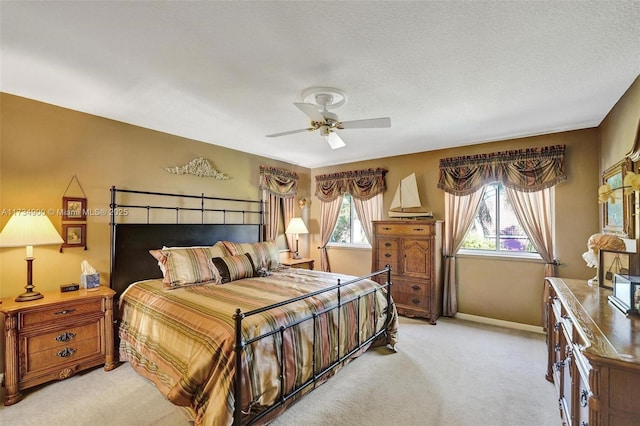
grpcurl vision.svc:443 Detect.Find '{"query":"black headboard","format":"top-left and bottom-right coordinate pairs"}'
top-left (109, 187), bottom-right (263, 298)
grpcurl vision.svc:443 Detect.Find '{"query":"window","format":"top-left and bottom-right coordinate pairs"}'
top-left (461, 182), bottom-right (537, 255)
top-left (329, 195), bottom-right (368, 246)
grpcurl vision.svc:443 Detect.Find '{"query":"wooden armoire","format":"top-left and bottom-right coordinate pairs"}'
top-left (371, 220), bottom-right (444, 324)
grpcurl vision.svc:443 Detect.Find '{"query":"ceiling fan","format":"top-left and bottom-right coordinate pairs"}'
top-left (266, 87), bottom-right (391, 149)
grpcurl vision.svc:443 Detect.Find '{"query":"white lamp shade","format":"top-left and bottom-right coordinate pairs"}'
top-left (0, 213), bottom-right (63, 248)
top-left (285, 217), bottom-right (308, 235)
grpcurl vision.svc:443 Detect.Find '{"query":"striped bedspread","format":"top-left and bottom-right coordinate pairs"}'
top-left (118, 268), bottom-right (398, 426)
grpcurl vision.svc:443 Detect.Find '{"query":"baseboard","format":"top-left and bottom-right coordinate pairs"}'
top-left (453, 312), bottom-right (545, 334)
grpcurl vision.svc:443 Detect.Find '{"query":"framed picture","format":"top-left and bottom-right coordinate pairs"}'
top-left (62, 224), bottom-right (86, 248)
top-left (602, 159), bottom-right (633, 237)
top-left (599, 249), bottom-right (630, 289)
top-left (62, 197), bottom-right (86, 221)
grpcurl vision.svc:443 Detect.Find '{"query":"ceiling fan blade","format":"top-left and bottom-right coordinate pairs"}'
top-left (266, 128), bottom-right (313, 138)
top-left (294, 102), bottom-right (325, 123)
top-left (339, 117), bottom-right (391, 129)
top-left (325, 131), bottom-right (346, 149)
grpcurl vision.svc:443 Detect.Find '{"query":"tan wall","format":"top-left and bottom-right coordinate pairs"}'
top-left (310, 129), bottom-right (600, 326)
top-left (599, 75), bottom-right (640, 172)
top-left (0, 93), bottom-right (311, 299)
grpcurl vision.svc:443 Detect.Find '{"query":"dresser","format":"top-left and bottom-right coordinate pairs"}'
top-left (545, 277), bottom-right (640, 425)
top-left (1, 286), bottom-right (116, 405)
top-left (371, 220), bottom-right (443, 324)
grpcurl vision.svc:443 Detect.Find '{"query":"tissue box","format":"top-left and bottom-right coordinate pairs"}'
top-left (81, 273), bottom-right (100, 290)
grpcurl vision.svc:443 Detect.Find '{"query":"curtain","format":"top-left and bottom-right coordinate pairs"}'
top-left (319, 195), bottom-right (343, 271)
top-left (282, 197), bottom-right (295, 256)
top-left (315, 168), bottom-right (387, 201)
top-left (442, 189), bottom-right (485, 316)
top-left (352, 193), bottom-right (383, 244)
top-left (260, 166), bottom-right (298, 198)
top-left (438, 145), bottom-right (566, 195)
top-left (504, 187), bottom-right (557, 277)
top-left (260, 166), bottom-right (298, 242)
top-left (505, 187), bottom-right (556, 326)
top-left (263, 191), bottom-right (280, 241)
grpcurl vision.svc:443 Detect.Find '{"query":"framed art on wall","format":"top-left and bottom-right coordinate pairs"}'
top-left (602, 158), bottom-right (633, 237)
top-left (62, 224), bottom-right (86, 248)
top-left (62, 197), bottom-right (86, 221)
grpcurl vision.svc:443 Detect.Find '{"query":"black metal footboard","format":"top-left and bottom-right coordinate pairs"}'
top-left (232, 265), bottom-right (393, 425)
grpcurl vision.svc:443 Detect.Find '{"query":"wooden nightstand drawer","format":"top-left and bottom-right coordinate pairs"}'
top-left (25, 334), bottom-right (101, 374)
top-left (24, 322), bottom-right (101, 353)
top-left (20, 299), bottom-right (103, 328)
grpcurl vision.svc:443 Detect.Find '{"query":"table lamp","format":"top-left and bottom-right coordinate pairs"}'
top-left (285, 217), bottom-right (308, 260)
top-left (0, 213), bottom-right (64, 302)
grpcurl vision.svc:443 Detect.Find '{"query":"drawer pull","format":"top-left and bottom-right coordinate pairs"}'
top-left (413, 228), bottom-right (424, 232)
top-left (54, 308), bottom-right (76, 315)
top-left (384, 253), bottom-right (391, 258)
top-left (56, 348), bottom-right (76, 358)
top-left (384, 242), bottom-right (392, 247)
top-left (580, 389), bottom-right (589, 407)
top-left (382, 227), bottom-right (392, 231)
top-left (412, 298), bottom-right (421, 305)
top-left (55, 332), bottom-right (76, 342)
top-left (412, 285), bottom-right (420, 291)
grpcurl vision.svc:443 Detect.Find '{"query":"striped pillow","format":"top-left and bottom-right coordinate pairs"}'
top-left (211, 253), bottom-right (256, 284)
top-left (222, 240), bottom-right (281, 270)
top-left (155, 243), bottom-right (229, 288)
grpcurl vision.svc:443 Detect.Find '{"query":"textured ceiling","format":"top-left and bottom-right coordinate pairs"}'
top-left (1, 1), bottom-right (639, 168)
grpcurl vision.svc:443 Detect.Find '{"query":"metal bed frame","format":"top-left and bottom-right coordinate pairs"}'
top-left (109, 186), bottom-right (394, 425)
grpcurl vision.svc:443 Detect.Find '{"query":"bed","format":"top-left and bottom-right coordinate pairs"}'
top-left (109, 187), bottom-right (398, 426)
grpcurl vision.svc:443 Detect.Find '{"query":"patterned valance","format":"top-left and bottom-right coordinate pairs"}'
top-left (259, 166), bottom-right (298, 198)
top-left (438, 145), bottom-right (567, 195)
top-left (315, 168), bottom-right (387, 202)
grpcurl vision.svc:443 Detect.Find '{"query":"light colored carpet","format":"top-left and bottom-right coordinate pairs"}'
top-left (0, 317), bottom-right (559, 426)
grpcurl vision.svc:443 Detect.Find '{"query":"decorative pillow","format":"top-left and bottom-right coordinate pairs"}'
top-left (149, 243), bottom-right (229, 288)
top-left (211, 253), bottom-right (256, 284)
top-left (222, 241), bottom-right (281, 270)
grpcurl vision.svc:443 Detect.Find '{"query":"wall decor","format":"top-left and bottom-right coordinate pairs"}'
top-left (165, 157), bottom-right (230, 179)
top-left (601, 158), bottom-right (633, 237)
top-left (62, 224), bottom-right (86, 248)
top-left (62, 197), bottom-right (86, 221)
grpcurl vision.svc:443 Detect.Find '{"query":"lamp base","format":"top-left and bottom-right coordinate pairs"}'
top-left (15, 290), bottom-right (44, 302)
top-left (292, 252), bottom-right (302, 260)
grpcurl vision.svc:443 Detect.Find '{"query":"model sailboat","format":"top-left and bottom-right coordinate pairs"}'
top-left (388, 173), bottom-right (433, 218)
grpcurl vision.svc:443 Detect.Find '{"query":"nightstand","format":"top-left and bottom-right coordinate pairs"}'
top-left (281, 257), bottom-right (315, 270)
top-left (1, 286), bottom-right (116, 405)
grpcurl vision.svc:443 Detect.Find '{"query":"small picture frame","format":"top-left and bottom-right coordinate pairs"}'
top-left (601, 159), bottom-right (633, 237)
top-left (599, 249), bottom-right (630, 289)
top-left (62, 197), bottom-right (86, 221)
top-left (62, 224), bottom-right (86, 248)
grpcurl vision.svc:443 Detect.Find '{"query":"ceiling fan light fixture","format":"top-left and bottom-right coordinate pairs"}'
top-left (325, 131), bottom-right (346, 150)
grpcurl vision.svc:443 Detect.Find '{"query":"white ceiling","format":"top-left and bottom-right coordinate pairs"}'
top-left (1, 2), bottom-right (639, 168)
